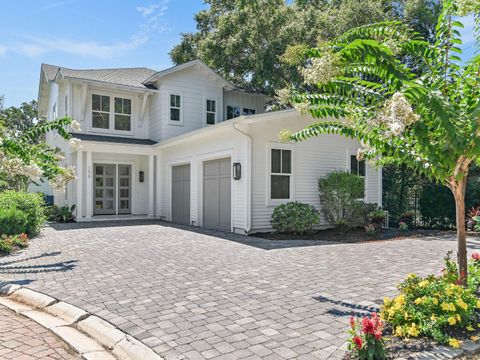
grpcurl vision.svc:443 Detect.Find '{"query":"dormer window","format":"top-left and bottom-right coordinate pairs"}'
top-left (92, 94), bottom-right (110, 129)
top-left (170, 94), bottom-right (181, 121)
top-left (226, 105), bottom-right (240, 120)
top-left (114, 97), bottom-right (131, 131)
top-left (206, 99), bottom-right (216, 125)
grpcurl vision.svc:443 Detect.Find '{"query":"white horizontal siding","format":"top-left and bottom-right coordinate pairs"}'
top-left (223, 90), bottom-right (266, 118)
top-left (249, 114), bottom-right (382, 232)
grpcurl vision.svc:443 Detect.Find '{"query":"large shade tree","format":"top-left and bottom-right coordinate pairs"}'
top-left (285, 0), bottom-right (480, 284)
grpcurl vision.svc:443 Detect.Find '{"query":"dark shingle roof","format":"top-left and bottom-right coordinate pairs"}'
top-left (42, 64), bottom-right (157, 90)
top-left (71, 133), bottom-right (157, 145)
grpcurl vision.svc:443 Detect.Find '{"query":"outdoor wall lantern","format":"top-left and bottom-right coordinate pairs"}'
top-left (233, 162), bottom-right (241, 180)
top-left (139, 171), bottom-right (145, 182)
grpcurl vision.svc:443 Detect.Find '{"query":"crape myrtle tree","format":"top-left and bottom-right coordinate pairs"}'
top-left (283, 0), bottom-right (480, 285)
top-left (0, 100), bottom-right (81, 191)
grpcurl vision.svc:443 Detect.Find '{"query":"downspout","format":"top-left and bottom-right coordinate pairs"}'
top-left (232, 119), bottom-right (252, 234)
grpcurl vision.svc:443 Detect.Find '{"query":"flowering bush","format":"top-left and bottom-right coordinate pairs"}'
top-left (271, 202), bottom-right (319, 234)
top-left (398, 222), bottom-right (408, 232)
top-left (348, 312), bottom-right (386, 359)
top-left (381, 253), bottom-right (480, 346)
top-left (0, 233), bottom-right (28, 255)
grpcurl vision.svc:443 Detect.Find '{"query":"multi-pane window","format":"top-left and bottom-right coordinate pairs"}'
top-left (243, 108), bottom-right (256, 115)
top-left (92, 94), bottom-right (110, 129)
top-left (226, 105), bottom-right (241, 120)
top-left (206, 99), bottom-right (216, 125)
top-left (114, 97), bottom-right (131, 131)
top-left (170, 94), bottom-right (181, 121)
top-left (350, 155), bottom-right (366, 177)
top-left (270, 149), bottom-right (292, 199)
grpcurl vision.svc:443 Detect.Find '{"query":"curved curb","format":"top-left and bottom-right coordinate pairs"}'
top-left (0, 284), bottom-right (164, 360)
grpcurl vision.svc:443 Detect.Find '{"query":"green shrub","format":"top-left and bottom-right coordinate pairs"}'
top-left (0, 191), bottom-right (46, 237)
top-left (271, 202), bottom-right (320, 234)
top-left (45, 205), bottom-right (76, 223)
top-left (318, 171), bottom-right (365, 229)
top-left (0, 240), bottom-right (12, 255)
top-left (381, 253), bottom-right (480, 346)
top-left (400, 211), bottom-right (415, 228)
top-left (0, 208), bottom-right (30, 236)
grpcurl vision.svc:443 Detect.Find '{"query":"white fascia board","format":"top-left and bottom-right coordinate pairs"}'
top-left (68, 78), bottom-right (158, 94)
top-left (79, 141), bottom-right (155, 155)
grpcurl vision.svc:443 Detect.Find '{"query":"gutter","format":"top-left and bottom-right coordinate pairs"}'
top-left (232, 119), bottom-right (252, 234)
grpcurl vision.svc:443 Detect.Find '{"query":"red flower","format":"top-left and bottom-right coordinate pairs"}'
top-left (472, 253), bottom-right (480, 261)
top-left (353, 336), bottom-right (363, 350)
top-left (374, 330), bottom-right (382, 341)
top-left (349, 316), bottom-right (355, 329)
top-left (19, 233), bottom-right (28, 240)
top-left (361, 317), bottom-right (375, 335)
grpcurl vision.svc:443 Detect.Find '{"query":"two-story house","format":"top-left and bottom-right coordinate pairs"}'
top-left (37, 59), bottom-right (382, 233)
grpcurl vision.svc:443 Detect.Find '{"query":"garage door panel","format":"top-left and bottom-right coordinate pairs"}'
top-left (203, 158), bottom-right (231, 231)
top-left (172, 164), bottom-right (190, 225)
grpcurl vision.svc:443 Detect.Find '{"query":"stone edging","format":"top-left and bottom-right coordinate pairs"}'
top-left (0, 284), bottom-right (163, 360)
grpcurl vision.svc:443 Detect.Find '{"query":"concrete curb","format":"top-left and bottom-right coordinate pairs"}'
top-left (0, 284), bottom-right (164, 360)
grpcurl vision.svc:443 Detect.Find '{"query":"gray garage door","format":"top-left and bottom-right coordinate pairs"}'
top-left (172, 164), bottom-right (190, 225)
top-left (203, 158), bottom-right (231, 231)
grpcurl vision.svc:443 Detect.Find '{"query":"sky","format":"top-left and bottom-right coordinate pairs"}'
top-left (0, 0), bottom-right (205, 107)
top-left (0, 1), bottom-right (476, 107)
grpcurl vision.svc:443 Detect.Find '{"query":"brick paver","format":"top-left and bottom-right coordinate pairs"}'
top-left (0, 304), bottom-right (80, 359)
top-left (1, 221), bottom-right (478, 359)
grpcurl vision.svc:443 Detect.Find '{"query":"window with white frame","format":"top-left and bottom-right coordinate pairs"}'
top-left (114, 97), bottom-right (131, 131)
top-left (64, 95), bottom-right (68, 116)
top-left (226, 105), bottom-right (241, 120)
top-left (170, 94), bottom-right (181, 121)
top-left (350, 155), bottom-right (366, 176)
top-left (92, 94), bottom-right (110, 129)
top-left (206, 99), bottom-right (216, 125)
top-left (243, 108), bottom-right (256, 115)
top-left (270, 148), bottom-right (292, 199)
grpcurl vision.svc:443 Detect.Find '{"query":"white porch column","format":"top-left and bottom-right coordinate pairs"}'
top-left (85, 151), bottom-right (93, 219)
top-left (76, 150), bottom-right (83, 220)
top-left (156, 153), bottom-right (162, 219)
top-left (148, 155), bottom-right (154, 218)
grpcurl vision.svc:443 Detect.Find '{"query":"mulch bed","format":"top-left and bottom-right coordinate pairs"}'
top-left (252, 228), bottom-right (466, 243)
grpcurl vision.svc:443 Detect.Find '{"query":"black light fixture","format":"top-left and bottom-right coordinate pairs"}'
top-left (139, 171), bottom-right (144, 182)
top-left (233, 162), bottom-right (241, 180)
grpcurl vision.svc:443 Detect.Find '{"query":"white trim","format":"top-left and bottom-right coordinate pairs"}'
top-left (88, 90), bottom-right (135, 136)
top-left (148, 155), bottom-right (154, 217)
top-left (167, 91), bottom-right (184, 126)
top-left (76, 151), bottom-right (83, 220)
top-left (204, 97), bottom-right (217, 126)
top-left (347, 148), bottom-right (367, 200)
top-left (85, 151), bottom-right (93, 219)
top-left (266, 142), bottom-right (295, 207)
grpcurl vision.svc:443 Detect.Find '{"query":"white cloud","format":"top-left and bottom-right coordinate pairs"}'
top-left (0, 45), bottom-right (7, 55)
top-left (11, 1), bottom-right (170, 59)
top-left (43, 0), bottom-right (76, 10)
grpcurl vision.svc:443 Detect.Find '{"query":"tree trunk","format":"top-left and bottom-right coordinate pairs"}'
top-left (453, 182), bottom-right (467, 285)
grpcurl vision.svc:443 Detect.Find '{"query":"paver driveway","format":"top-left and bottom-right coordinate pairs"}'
top-left (1, 221), bottom-right (479, 360)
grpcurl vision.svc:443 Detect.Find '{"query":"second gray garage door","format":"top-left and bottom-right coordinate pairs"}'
top-left (172, 164), bottom-right (190, 225)
top-left (203, 158), bottom-right (231, 231)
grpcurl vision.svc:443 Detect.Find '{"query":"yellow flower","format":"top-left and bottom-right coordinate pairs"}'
top-left (408, 323), bottom-right (420, 337)
top-left (456, 299), bottom-right (468, 311)
top-left (448, 316), bottom-right (457, 326)
top-left (441, 303), bottom-right (456, 312)
top-left (406, 273), bottom-right (417, 280)
top-left (415, 297), bottom-right (423, 305)
top-left (394, 326), bottom-right (405, 337)
top-left (383, 297), bottom-right (392, 305)
top-left (471, 335), bottom-right (479, 342)
top-left (448, 338), bottom-right (461, 348)
top-left (419, 280), bottom-right (429, 288)
top-left (396, 294), bottom-right (406, 306)
top-left (446, 288), bottom-right (453, 296)
top-left (432, 297), bottom-right (439, 305)
top-left (431, 314), bottom-right (437, 321)
top-left (476, 299), bottom-right (480, 308)
top-left (467, 325), bottom-right (475, 331)
top-left (404, 312), bottom-right (410, 320)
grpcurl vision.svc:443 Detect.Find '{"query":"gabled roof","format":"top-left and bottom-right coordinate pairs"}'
top-left (41, 64), bottom-right (157, 90)
top-left (142, 59), bottom-right (236, 90)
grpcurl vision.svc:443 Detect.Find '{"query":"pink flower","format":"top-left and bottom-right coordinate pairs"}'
top-left (374, 330), bottom-right (382, 340)
top-left (361, 317), bottom-right (375, 335)
top-left (353, 336), bottom-right (363, 350)
top-left (472, 253), bottom-right (480, 261)
top-left (349, 316), bottom-right (355, 329)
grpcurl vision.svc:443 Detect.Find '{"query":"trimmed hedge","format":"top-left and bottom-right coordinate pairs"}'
top-left (0, 191), bottom-right (46, 237)
top-left (271, 201), bottom-right (320, 234)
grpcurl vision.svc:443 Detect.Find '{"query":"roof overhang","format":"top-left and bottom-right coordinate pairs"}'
top-left (67, 78), bottom-right (158, 94)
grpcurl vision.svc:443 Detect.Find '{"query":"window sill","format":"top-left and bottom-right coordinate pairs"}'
top-left (267, 198), bottom-right (293, 207)
top-left (168, 121), bottom-right (183, 126)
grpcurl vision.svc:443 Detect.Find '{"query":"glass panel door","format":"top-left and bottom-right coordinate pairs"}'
top-left (93, 164), bottom-right (116, 215)
top-left (118, 165), bottom-right (131, 214)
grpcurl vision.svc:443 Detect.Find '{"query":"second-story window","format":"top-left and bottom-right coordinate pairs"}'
top-left (206, 99), bottom-right (216, 125)
top-left (243, 108), bottom-right (256, 115)
top-left (92, 94), bottom-right (110, 129)
top-left (114, 97), bottom-right (131, 131)
top-left (226, 105), bottom-right (240, 120)
top-left (170, 94), bottom-right (181, 121)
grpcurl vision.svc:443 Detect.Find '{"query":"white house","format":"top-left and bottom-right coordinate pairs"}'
top-left (38, 60), bottom-right (382, 234)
